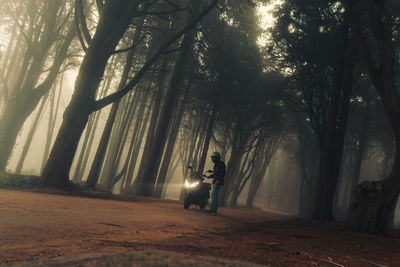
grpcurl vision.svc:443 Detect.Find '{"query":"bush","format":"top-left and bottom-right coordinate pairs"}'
top-left (0, 171), bottom-right (41, 188)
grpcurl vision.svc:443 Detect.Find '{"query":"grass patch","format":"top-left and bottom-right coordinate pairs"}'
top-left (0, 171), bottom-right (41, 188)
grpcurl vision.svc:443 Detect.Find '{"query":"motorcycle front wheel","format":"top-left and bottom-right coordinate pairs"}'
top-left (199, 198), bottom-right (207, 210)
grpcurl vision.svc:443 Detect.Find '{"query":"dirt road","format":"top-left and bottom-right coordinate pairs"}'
top-left (0, 188), bottom-right (399, 266)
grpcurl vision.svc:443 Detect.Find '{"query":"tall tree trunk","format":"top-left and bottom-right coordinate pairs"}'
top-left (197, 87), bottom-right (222, 173)
top-left (71, 69), bottom-right (113, 182)
top-left (99, 90), bottom-right (138, 185)
top-left (314, 21), bottom-right (355, 220)
top-left (106, 84), bottom-right (151, 191)
top-left (154, 86), bottom-right (189, 198)
top-left (41, 1), bottom-right (137, 186)
top-left (86, 48), bottom-right (136, 189)
top-left (346, 100), bottom-right (370, 206)
top-left (133, 3), bottom-right (201, 196)
top-left (246, 138), bottom-right (280, 208)
top-left (121, 95), bottom-right (152, 193)
top-left (347, 0), bottom-right (400, 231)
top-left (41, 75), bottom-right (63, 172)
top-left (15, 91), bottom-right (50, 173)
top-left (220, 147), bottom-right (242, 206)
top-left (129, 59), bottom-right (169, 193)
top-left (161, 152), bottom-right (180, 198)
top-left (296, 117), bottom-right (319, 218)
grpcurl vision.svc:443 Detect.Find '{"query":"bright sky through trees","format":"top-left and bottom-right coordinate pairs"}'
top-left (256, 0), bottom-right (283, 46)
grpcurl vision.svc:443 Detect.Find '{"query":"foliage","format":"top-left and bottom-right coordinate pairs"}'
top-left (0, 171), bottom-right (40, 188)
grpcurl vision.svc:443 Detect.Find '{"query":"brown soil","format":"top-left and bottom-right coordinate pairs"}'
top-left (0, 188), bottom-right (399, 266)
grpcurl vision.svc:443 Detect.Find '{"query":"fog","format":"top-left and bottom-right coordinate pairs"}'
top-left (0, 0), bottom-right (399, 232)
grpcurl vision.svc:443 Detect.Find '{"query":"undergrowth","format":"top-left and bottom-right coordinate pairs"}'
top-left (0, 171), bottom-right (40, 188)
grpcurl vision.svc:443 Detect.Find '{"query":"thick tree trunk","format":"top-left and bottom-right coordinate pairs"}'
top-left (346, 101), bottom-right (370, 207)
top-left (72, 65), bottom-right (114, 182)
top-left (314, 22), bottom-right (355, 220)
top-left (41, 1), bottom-right (136, 186)
top-left (71, 113), bottom-right (97, 182)
top-left (347, 83), bottom-right (400, 231)
top-left (41, 0), bottom-right (218, 188)
top-left (220, 148), bottom-right (242, 206)
top-left (347, 0), bottom-right (400, 231)
top-left (315, 76), bottom-right (353, 220)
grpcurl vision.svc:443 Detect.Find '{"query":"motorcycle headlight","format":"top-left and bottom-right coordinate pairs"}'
top-left (184, 180), bottom-right (200, 188)
top-left (190, 181), bottom-right (200, 188)
top-left (185, 180), bottom-right (190, 188)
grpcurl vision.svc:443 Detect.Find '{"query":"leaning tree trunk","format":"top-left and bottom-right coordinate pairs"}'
top-left (41, 0), bottom-right (219, 188)
top-left (72, 61), bottom-right (115, 182)
top-left (41, 1), bottom-right (136, 187)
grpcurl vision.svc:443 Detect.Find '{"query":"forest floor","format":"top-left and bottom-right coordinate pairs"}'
top-left (0, 188), bottom-right (400, 267)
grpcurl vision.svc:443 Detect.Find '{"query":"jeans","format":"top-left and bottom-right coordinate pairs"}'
top-left (211, 183), bottom-right (222, 212)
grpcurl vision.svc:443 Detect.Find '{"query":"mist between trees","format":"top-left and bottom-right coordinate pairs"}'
top-left (0, 0), bottom-right (400, 232)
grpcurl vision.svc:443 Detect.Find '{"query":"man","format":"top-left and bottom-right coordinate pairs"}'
top-left (206, 152), bottom-right (226, 215)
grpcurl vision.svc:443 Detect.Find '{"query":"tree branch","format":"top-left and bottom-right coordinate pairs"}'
top-left (111, 32), bottom-right (149, 55)
top-left (76, 0), bottom-right (92, 45)
top-left (92, 0), bottom-right (219, 112)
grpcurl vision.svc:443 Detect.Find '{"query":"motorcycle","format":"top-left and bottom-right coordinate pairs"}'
top-left (183, 166), bottom-right (213, 210)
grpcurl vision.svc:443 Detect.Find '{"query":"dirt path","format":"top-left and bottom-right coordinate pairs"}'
top-left (0, 189), bottom-right (399, 266)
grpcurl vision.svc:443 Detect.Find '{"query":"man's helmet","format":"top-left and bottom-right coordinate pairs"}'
top-left (211, 152), bottom-right (221, 162)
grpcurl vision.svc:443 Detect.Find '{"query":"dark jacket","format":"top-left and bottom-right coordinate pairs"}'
top-left (210, 160), bottom-right (226, 185)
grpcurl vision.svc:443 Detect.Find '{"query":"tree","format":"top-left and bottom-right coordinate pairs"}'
top-left (347, 0), bottom-right (400, 231)
top-left (41, 0), bottom-right (220, 187)
top-left (132, 10), bottom-right (199, 195)
top-left (85, 22), bottom-right (144, 189)
top-left (271, 0), bottom-right (356, 220)
top-left (0, 0), bottom-right (76, 171)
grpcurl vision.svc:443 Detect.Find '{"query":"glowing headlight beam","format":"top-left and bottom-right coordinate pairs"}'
top-left (184, 180), bottom-right (200, 188)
